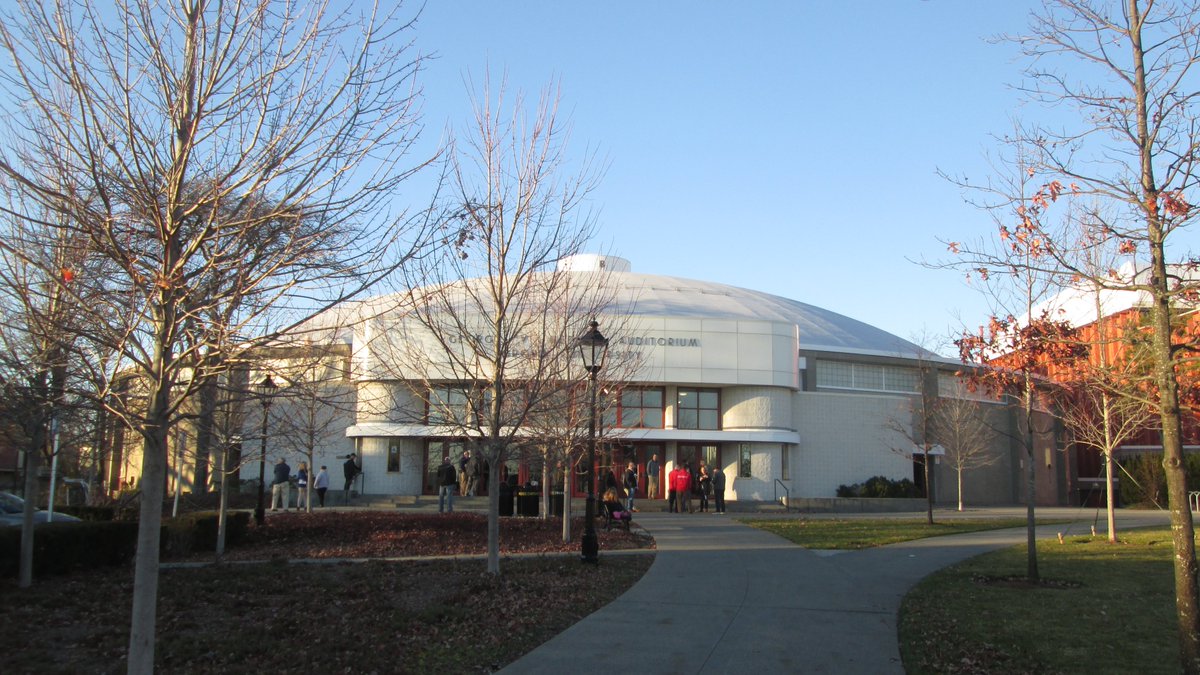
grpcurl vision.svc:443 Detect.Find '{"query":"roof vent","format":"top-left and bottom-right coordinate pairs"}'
top-left (556, 254), bottom-right (631, 273)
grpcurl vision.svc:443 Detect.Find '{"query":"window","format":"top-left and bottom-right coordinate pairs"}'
top-left (937, 371), bottom-right (996, 402)
top-left (616, 388), bottom-right (664, 429)
top-left (781, 444), bottom-right (790, 480)
top-left (677, 388), bottom-right (720, 430)
top-left (387, 442), bottom-right (400, 472)
top-left (427, 385), bottom-right (472, 425)
top-left (739, 443), bottom-right (752, 478)
top-left (815, 360), bottom-right (920, 393)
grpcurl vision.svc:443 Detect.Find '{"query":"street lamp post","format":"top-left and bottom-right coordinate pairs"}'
top-left (253, 374), bottom-right (277, 527)
top-left (575, 320), bottom-right (608, 564)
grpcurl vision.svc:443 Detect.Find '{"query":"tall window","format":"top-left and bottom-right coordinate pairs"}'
top-left (427, 385), bottom-right (472, 425)
top-left (739, 443), bottom-right (752, 478)
top-left (387, 442), bottom-right (401, 472)
top-left (781, 444), bottom-right (790, 480)
top-left (677, 388), bottom-right (720, 430)
top-left (616, 388), bottom-right (664, 429)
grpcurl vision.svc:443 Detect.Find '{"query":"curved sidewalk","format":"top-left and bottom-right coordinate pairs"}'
top-left (501, 507), bottom-right (1169, 675)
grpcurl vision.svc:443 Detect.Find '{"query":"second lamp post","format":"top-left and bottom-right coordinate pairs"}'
top-left (576, 319), bottom-right (609, 564)
top-left (253, 374), bottom-right (277, 526)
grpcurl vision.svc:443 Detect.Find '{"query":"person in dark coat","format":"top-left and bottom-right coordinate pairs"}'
top-left (343, 453), bottom-right (361, 503)
top-left (436, 456), bottom-right (458, 513)
top-left (270, 457), bottom-right (291, 511)
top-left (712, 465), bottom-right (727, 514)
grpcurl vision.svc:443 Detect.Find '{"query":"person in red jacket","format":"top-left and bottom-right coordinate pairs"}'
top-left (671, 462), bottom-right (694, 514)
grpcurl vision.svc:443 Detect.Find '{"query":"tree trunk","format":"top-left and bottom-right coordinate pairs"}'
top-left (957, 465), bottom-right (964, 512)
top-left (126, 362), bottom-right (173, 673)
top-left (1150, 254), bottom-right (1200, 671)
top-left (924, 448), bottom-right (933, 525)
top-left (216, 441), bottom-right (229, 560)
top-left (1023, 386), bottom-right (1039, 583)
top-left (18, 437), bottom-right (42, 588)
top-left (561, 461), bottom-right (572, 543)
top-left (1105, 448), bottom-right (1117, 544)
top-left (486, 452), bottom-right (501, 574)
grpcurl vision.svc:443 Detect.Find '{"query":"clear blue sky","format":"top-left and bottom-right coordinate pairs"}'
top-left (403, 1), bottom-right (1068, 351)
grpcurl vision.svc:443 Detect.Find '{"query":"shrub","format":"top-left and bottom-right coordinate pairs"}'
top-left (57, 505), bottom-right (118, 521)
top-left (0, 521), bottom-right (139, 578)
top-left (1117, 451), bottom-right (1200, 507)
top-left (162, 510), bottom-right (251, 557)
top-left (1, 510), bottom-right (252, 577)
top-left (836, 476), bottom-right (917, 499)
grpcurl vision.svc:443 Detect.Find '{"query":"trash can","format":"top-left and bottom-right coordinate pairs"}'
top-left (516, 491), bottom-right (539, 517)
top-left (549, 492), bottom-right (564, 516)
top-left (499, 483), bottom-right (514, 517)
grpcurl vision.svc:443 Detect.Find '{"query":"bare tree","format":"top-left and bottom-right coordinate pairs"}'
top-left (930, 393), bottom-right (1000, 512)
top-left (0, 1), bottom-right (434, 670)
top-left (381, 74), bottom-right (603, 574)
top-left (0, 201), bottom-right (95, 587)
top-left (1051, 211), bottom-right (1157, 542)
top-left (268, 342), bottom-right (355, 513)
top-left (883, 344), bottom-right (943, 525)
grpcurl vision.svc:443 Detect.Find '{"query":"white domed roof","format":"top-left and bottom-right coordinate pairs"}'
top-left (568, 258), bottom-right (923, 357)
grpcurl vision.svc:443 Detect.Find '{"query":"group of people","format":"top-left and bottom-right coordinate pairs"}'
top-left (268, 453), bottom-right (362, 511)
top-left (667, 459), bottom-right (726, 514)
top-left (269, 458), bottom-right (333, 510)
top-left (434, 450), bottom-right (492, 513)
top-left (599, 453), bottom-right (726, 517)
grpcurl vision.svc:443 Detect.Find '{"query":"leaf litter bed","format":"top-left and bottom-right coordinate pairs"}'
top-left (1, 511), bottom-right (654, 673)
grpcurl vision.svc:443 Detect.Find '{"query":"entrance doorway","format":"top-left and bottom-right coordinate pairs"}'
top-left (573, 443), bottom-right (663, 498)
top-left (678, 444), bottom-right (719, 475)
top-left (424, 440), bottom-right (466, 495)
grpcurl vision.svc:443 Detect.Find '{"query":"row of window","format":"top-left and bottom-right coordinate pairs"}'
top-left (425, 385), bottom-right (722, 430)
top-left (815, 359), bottom-right (920, 393)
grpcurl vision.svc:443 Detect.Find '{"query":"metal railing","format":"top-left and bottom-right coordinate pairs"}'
top-left (774, 479), bottom-right (791, 513)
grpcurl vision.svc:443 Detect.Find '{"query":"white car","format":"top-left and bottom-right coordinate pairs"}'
top-left (0, 492), bottom-right (82, 526)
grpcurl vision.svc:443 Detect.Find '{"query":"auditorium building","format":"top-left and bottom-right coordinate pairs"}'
top-left (241, 254), bottom-right (1059, 508)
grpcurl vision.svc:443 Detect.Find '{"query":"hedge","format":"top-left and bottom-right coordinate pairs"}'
top-left (0, 510), bottom-right (252, 578)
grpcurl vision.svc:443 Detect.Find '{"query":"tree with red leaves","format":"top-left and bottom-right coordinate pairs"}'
top-left (942, 3), bottom-right (1200, 667)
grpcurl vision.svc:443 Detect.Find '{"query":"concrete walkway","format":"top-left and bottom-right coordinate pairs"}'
top-left (500, 507), bottom-right (1171, 675)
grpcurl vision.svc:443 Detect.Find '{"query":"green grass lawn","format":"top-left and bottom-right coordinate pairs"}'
top-left (899, 529), bottom-right (1181, 674)
top-left (742, 517), bottom-right (1039, 549)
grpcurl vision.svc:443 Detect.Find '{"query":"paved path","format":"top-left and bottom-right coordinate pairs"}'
top-left (501, 507), bottom-right (1170, 675)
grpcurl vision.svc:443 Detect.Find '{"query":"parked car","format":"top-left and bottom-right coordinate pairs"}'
top-left (0, 492), bottom-right (82, 526)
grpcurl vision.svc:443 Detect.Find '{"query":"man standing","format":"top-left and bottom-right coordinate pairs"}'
top-left (673, 461), bottom-right (693, 514)
top-left (314, 465), bottom-right (330, 507)
top-left (464, 451), bottom-right (480, 496)
top-left (646, 453), bottom-right (660, 500)
top-left (458, 450), bottom-right (471, 496)
top-left (437, 456), bottom-right (457, 513)
top-left (712, 464), bottom-right (727, 514)
top-left (623, 460), bottom-right (638, 512)
top-left (667, 463), bottom-right (684, 513)
top-left (270, 457), bottom-right (290, 511)
top-left (343, 453), bottom-right (361, 504)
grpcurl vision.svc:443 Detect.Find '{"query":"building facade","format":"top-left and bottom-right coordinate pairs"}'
top-left (237, 254), bottom-right (1056, 507)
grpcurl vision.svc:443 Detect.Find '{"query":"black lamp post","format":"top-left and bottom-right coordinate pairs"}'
top-left (575, 319), bottom-right (608, 564)
top-left (253, 374), bottom-right (277, 526)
